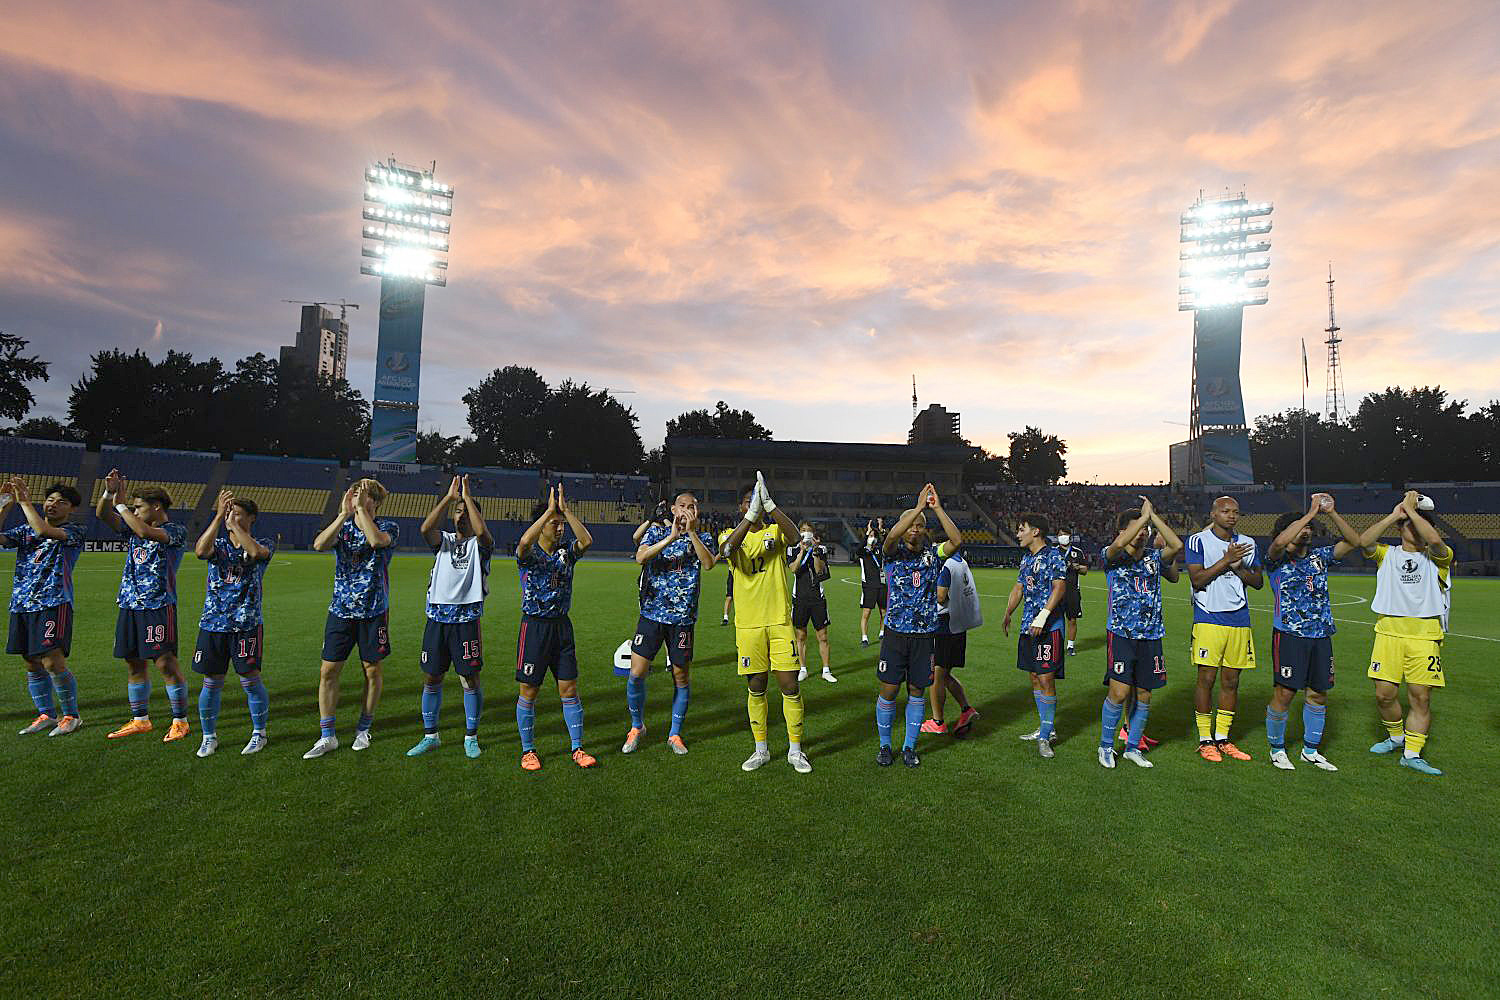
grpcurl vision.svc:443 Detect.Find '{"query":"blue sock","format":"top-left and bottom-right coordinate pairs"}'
top-left (356, 713), bottom-right (373, 733)
top-left (240, 676), bottom-right (268, 732)
top-left (199, 677), bottom-right (223, 737)
top-left (875, 696), bottom-right (895, 748)
top-left (1037, 693), bottom-right (1057, 740)
top-left (516, 696), bottom-right (536, 752)
top-left (26, 669), bottom-right (56, 716)
top-left (669, 683), bottom-right (690, 738)
top-left (1266, 707), bottom-right (1289, 750)
top-left (320, 715), bottom-right (336, 739)
top-left (1100, 699), bottom-right (1125, 749)
top-left (52, 670), bottom-right (78, 717)
top-left (128, 679), bottom-right (151, 719)
top-left (1126, 702), bottom-right (1150, 748)
top-left (1303, 702), bottom-right (1327, 752)
top-left (903, 694), bottom-right (925, 751)
top-left (166, 682), bottom-right (187, 719)
top-left (626, 675), bottom-right (646, 729)
top-left (561, 696), bottom-right (585, 750)
top-left (420, 681), bottom-right (443, 734)
top-left (463, 685), bottom-right (483, 737)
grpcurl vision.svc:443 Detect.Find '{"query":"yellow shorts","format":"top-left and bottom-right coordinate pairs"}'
top-left (736, 623), bottom-right (799, 675)
top-left (1368, 633), bottom-right (1445, 688)
top-left (1191, 623), bottom-right (1257, 670)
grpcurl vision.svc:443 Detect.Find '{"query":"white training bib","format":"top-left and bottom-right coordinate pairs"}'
top-left (427, 532), bottom-right (488, 607)
top-left (1371, 545), bottom-right (1451, 630)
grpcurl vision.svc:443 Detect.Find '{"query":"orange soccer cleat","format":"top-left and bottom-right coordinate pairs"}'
top-left (1218, 741), bottom-right (1252, 761)
top-left (107, 717), bottom-right (154, 739)
top-left (163, 718), bottom-right (191, 742)
top-left (1197, 741), bottom-right (1223, 763)
top-left (520, 750), bottom-right (542, 771)
top-left (571, 748), bottom-right (597, 769)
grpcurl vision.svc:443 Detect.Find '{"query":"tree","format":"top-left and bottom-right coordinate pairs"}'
top-left (1472, 401), bottom-right (1500, 480)
top-left (2, 417), bottom-right (81, 442)
top-left (543, 380), bottom-right (645, 473)
top-left (0, 333), bottom-right (50, 424)
top-left (1007, 426), bottom-right (1067, 485)
top-left (963, 446), bottom-right (1009, 488)
top-left (69, 349), bottom-right (176, 447)
top-left (462, 366), bottom-right (550, 467)
top-left (1249, 409), bottom-right (1360, 486)
top-left (1349, 386), bottom-right (1470, 486)
top-left (665, 400), bottom-right (773, 440)
top-left (276, 368), bottom-right (370, 461)
top-left (417, 430), bottom-right (462, 466)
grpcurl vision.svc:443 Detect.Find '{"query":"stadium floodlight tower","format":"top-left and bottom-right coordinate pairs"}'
top-left (1177, 191), bottom-right (1272, 485)
top-left (360, 159), bottom-right (453, 463)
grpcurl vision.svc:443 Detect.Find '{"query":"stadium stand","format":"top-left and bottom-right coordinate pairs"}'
top-left (0, 437), bottom-right (85, 508)
top-left (224, 454), bottom-right (343, 550)
top-left (96, 444), bottom-right (220, 523)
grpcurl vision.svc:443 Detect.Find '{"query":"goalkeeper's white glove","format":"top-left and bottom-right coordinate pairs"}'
top-left (756, 470), bottom-right (776, 513)
top-left (744, 481), bottom-right (764, 524)
top-left (1029, 609), bottom-right (1051, 631)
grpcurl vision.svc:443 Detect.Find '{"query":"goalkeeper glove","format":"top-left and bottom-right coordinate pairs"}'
top-left (756, 470), bottom-right (776, 514)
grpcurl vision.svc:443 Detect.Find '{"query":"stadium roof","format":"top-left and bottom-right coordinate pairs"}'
top-left (667, 437), bottom-right (974, 464)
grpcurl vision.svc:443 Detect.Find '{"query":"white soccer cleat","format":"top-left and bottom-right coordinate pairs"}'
top-left (302, 736), bottom-right (337, 759)
top-left (1019, 729), bottom-right (1058, 744)
top-left (48, 716), bottom-right (81, 737)
top-left (241, 732), bottom-right (268, 756)
top-left (196, 735), bottom-right (219, 758)
top-left (1300, 750), bottom-right (1338, 771)
top-left (351, 729), bottom-right (372, 751)
top-left (1269, 748), bottom-right (1295, 770)
top-left (821, 668), bottom-right (838, 683)
top-left (621, 726), bottom-right (645, 754)
top-left (787, 750), bottom-right (812, 773)
top-left (797, 666), bottom-right (808, 682)
top-left (1122, 749), bottom-right (1154, 768)
top-left (1097, 746), bottom-right (1116, 769)
top-left (741, 748), bottom-right (771, 771)
top-left (1037, 739), bottom-right (1055, 759)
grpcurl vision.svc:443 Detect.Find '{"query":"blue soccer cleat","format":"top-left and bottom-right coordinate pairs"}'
top-left (406, 734), bottom-right (441, 756)
top-left (464, 735), bottom-right (482, 759)
top-left (1369, 738), bottom-right (1403, 754)
top-left (1399, 756), bottom-right (1442, 776)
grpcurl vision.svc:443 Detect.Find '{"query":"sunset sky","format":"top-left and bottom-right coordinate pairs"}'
top-left (3, 0), bottom-right (1498, 481)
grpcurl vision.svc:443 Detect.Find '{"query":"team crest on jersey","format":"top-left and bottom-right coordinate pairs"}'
top-left (762, 537), bottom-right (775, 552)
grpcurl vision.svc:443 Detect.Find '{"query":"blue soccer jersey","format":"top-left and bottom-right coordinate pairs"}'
top-left (883, 543), bottom-right (947, 634)
top-left (1018, 545), bottom-right (1067, 627)
top-left (639, 524), bottom-right (714, 626)
top-left (4, 522), bottom-right (85, 612)
top-left (200, 536), bottom-right (275, 632)
top-left (1103, 545), bottom-right (1168, 640)
top-left (117, 521), bottom-right (187, 610)
top-left (330, 517), bottom-right (400, 619)
top-left (518, 541), bottom-right (580, 618)
top-left (1268, 544), bottom-right (1338, 638)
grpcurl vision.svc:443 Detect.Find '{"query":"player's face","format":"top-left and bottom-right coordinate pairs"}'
top-left (739, 490), bottom-right (755, 520)
top-left (1211, 500), bottom-right (1239, 531)
top-left (42, 492), bottom-right (74, 523)
top-left (673, 494), bottom-right (697, 525)
top-left (228, 503), bottom-right (255, 532)
top-left (1131, 525), bottom-right (1150, 548)
top-left (1016, 522), bottom-right (1038, 545)
top-left (1295, 523), bottom-right (1313, 546)
top-left (131, 498), bottom-right (163, 525)
top-left (451, 502), bottom-right (469, 534)
top-left (903, 520), bottom-right (925, 548)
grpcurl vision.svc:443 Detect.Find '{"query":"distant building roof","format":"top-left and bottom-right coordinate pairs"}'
top-left (667, 437), bottom-right (974, 464)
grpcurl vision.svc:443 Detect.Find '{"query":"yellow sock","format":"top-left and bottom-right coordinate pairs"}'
top-left (1404, 730), bottom-right (1427, 758)
top-left (782, 692), bottom-right (804, 745)
top-left (1384, 718), bottom-right (1405, 741)
top-left (1213, 709), bottom-right (1234, 742)
top-left (747, 691), bottom-right (768, 743)
top-left (1195, 712), bottom-right (1214, 742)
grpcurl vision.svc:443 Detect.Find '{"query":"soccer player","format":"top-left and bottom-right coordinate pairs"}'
top-left (1057, 529), bottom-right (1088, 655)
top-left (623, 490), bottom-right (715, 755)
top-left (789, 521), bottom-right (837, 684)
top-left (514, 483), bottom-right (596, 770)
top-left (1097, 498), bottom-right (1183, 769)
top-left (95, 470), bottom-right (191, 741)
top-left (1360, 491), bottom-right (1453, 776)
top-left (1262, 493), bottom-right (1362, 771)
top-left (720, 472), bottom-right (810, 773)
top-left (922, 547), bottom-right (981, 737)
top-left (1003, 513), bottom-right (1067, 758)
top-left (1186, 495), bottom-right (1263, 762)
top-left (191, 490), bottom-right (274, 757)
top-left (719, 523), bottom-right (735, 626)
top-left (303, 479), bottom-right (398, 759)
top-left (2, 478), bottom-right (84, 736)
top-left (408, 475), bottom-right (493, 760)
top-left (853, 518), bottom-right (887, 646)
top-left (876, 486), bottom-right (963, 767)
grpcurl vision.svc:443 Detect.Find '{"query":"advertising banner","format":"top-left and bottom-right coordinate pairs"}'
top-left (1193, 308), bottom-right (1247, 428)
top-left (370, 404), bottom-right (418, 463)
top-left (1201, 430), bottom-right (1254, 485)
top-left (368, 277), bottom-right (426, 463)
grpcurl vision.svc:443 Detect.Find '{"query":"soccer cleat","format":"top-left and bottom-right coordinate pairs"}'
top-left (406, 734), bottom-right (441, 756)
top-left (821, 668), bottom-right (838, 683)
top-left (902, 748), bottom-right (920, 768)
top-left (1399, 756), bottom-right (1442, 776)
top-left (875, 745), bottom-right (894, 767)
top-left (48, 716), bottom-right (81, 737)
top-left (1122, 749), bottom-right (1154, 768)
top-left (954, 707), bottom-right (979, 738)
top-left (920, 719), bottom-right (947, 735)
top-left (520, 750), bottom-right (542, 771)
top-left (667, 734), bottom-right (688, 755)
top-left (1019, 729), bottom-right (1057, 744)
top-left (879, 629), bottom-right (885, 638)
top-left (1140, 734), bottom-right (1160, 749)
top-left (1037, 738), bottom-right (1055, 759)
top-left (163, 718), bottom-right (190, 742)
top-left (302, 736), bottom-right (338, 759)
top-left (741, 748), bottom-right (771, 771)
top-left (351, 729), bottom-right (372, 751)
top-left (464, 735), bottom-right (482, 759)
top-left (720, 617), bottom-right (729, 626)
top-left (195, 735), bottom-right (218, 757)
top-left (1370, 737), bottom-right (1403, 754)
top-left (1067, 643), bottom-right (1076, 656)
top-left (621, 726), bottom-right (645, 754)
top-left (1218, 741), bottom-right (1252, 761)
top-left (860, 637), bottom-right (869, 647)
top-left (1269, 749), bottom-right (1295, 770)
top-left (572, 747), bottom-right (597, 768)
top-left (18, 714), bottom-right (54, 735)
top-left (1300, 750), bottom-right (1338, 771)
top-left (107, 717), bottom-right (153, 739)
top-left (797, 666), bottom-right (808, 682)
top-left (1098, 746), bottom-right (1116, 769)
top-left (1198, 741), bottom-right (1223, 763)
top-left (241, 732), bottom-right (267, 755)
top-left (788, 750), bottom-right (813, 773)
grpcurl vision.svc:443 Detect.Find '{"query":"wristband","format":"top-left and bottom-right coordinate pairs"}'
top-left (1029, 610), bottom-right (1050, 631)
top-left (115, 503), bottom-right (130, 516)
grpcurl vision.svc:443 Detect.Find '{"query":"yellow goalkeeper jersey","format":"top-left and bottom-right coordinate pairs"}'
top-left (722, 522), bottom-right (793, 627)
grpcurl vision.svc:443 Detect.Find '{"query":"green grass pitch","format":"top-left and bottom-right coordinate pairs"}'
top-left (2, 552), bottom-right (1497, 999)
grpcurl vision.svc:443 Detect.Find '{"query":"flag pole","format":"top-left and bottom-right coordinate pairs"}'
top-left (1300, 339), bottom-right (1309, 506)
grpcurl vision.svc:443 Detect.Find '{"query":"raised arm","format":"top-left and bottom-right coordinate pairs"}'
top-left (461, 475), bottom-right (493, 549)
top-left (928, 486), bottom-right (963, 553)
top-left (1149, 506), bottom-right (1184, 562)
top-left (1270, 495), bottom-right (1322, 561)
top-left (633, 520), bottom-right (651, 545)
top-left (225, 509), bottom-right (269, 562)
top-left (196, 489), bottom-right (232, 559)
top-left (421, 476), bottom-right (460, 549)
top-left (516, 486), bottom-right (557, 559)
top-left (0, 478), bottom-right (18, 546)
top-left (116, 495), bottom-right (171, 545)
top-left (883, 489), bottom-right (930, 554)
top-left (1358, 503), bottom-right (1407, 556)
top-left (636, 516), bottom-right (681, 565)
top-left (314, 486), bottom-right (356, 552)
top-left (754, 473), bottom-right (799, 546)
top-left (96, 467), bottom-right (124, 533)
top-left (1321, 495), bottom-right (1362, 560)
top-left (685, 515), bottom-right (716, 570)
top-left (352, 487), bottom-right (392, 549)
top-left (1108, 501), bottom-right (1152, 562)
top-left (12, 480), bottom-right (66, 541)
top-left (1402, 492), bottom-right (1450, 561)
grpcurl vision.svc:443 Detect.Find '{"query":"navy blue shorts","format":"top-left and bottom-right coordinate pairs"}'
top-left (114, 605), bottom-right (178, 660)
top-left (516, 615), bottom-right (577, 686)
top-left (1272, 629), bottom-right (1335, 692)
top-left (193, 626), bottom-right (264, 677)
top-left (323, 612), bottom-right (391, 664)
top-left (1017, 627), bottom-right (1066, 677)
top-left (726, 573), bottom-right (734, 598)
top-left (422, 617), bottom-right (483, 677)
top-left (1104, 631), bottom-right (1166, 690)
top-left (6, 604), bottom-right (72, 659)
top-left (631, 615), bottom-right (693, 667)
top-left (876, 631), bottom-right (934, 688)
top-left (860, 582), bottom-right (888, 610)
top-left (793, 596), bottom-right (830, 630)
top-left (935, 629), bottom-right (967, 669)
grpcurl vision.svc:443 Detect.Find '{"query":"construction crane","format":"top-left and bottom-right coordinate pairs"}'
top-left (283, 299), bottom-right (360, 323)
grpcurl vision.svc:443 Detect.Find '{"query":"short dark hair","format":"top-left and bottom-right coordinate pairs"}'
top-left (133, 486), bottom-right (172, 510)
top-left (46, 483), bottom-right (82, 507)
top-left (1116, 508), bottom-right (1143, 532)
top-left (1018, 512), bottom-right (1050, 537)
top-left (1273, 510), bottom-right (1304, 538)
top-left (740, 483), bottom-right (756, 502)
top-left (230, 498), bottom-right (259, 520)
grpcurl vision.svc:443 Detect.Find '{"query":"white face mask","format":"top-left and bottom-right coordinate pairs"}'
top-left (1057, 534), bottom-right (1072, 546)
